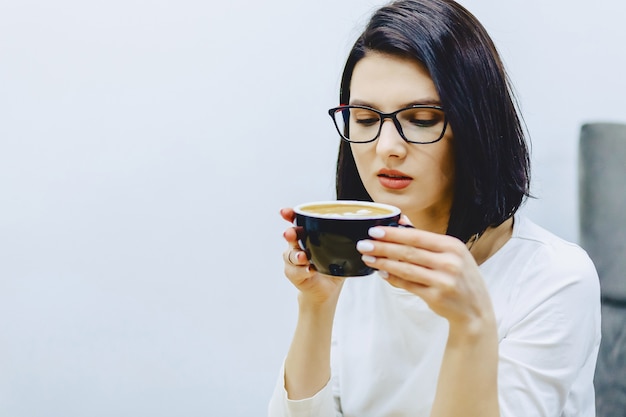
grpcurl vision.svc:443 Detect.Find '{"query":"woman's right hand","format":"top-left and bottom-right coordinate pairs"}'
top-left (281, 208), bottom-right (345, 306)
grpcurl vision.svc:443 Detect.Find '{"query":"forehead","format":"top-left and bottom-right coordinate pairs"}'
top-left (349, 52), bottom-right (441, 110)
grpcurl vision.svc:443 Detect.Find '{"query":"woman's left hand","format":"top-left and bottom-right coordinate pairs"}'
top-left (356, 220), bottom-right (494, 331)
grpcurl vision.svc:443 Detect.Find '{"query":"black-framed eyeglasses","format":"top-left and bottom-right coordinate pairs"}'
top-left (328, 104), bottom-right (448, 144)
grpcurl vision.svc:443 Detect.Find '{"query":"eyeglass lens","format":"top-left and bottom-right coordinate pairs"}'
top-left (332, 107), bottom-right (446, 143)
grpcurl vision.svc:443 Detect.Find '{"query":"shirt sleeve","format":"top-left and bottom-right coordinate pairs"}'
top-left (267, 361), bottom-right (342, 417)
top-left (497, 247), bottom-right (601, 417)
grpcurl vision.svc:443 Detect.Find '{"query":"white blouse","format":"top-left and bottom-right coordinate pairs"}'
top-left (269, 215), bottom-right (601, 417)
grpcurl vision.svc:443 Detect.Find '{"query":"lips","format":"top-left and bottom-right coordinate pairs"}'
top-left (377, 169), bottom-right (413, 190)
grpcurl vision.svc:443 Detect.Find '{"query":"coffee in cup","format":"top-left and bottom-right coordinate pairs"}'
top-left (293, 200), bottom-right (401, 277)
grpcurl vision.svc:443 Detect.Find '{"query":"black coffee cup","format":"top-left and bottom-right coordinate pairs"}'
top-left (293, 200), bottom-right (402, 277)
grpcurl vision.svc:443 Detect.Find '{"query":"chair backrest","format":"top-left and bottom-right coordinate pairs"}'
top-left (579, 122), bottom-right (626, 302)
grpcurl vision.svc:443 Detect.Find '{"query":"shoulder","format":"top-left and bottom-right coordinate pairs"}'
top-left (499, 214), bottom-right (601, 326)
top-left (494, 216), bottom-right (601, 417)
top-left (511, 215), bottom-right (598, 281)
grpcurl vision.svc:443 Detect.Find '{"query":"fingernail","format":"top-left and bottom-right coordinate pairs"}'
top-left (378, 270), bottom-right (389, 279)
top-left (356, 240), bottom-right (375, 252)
top-left (361, 254), bottom-right (376, 263)
top-left (368, 227), bottom-right (385, 238)
top-left (401, 215), bottom-right (415, 227)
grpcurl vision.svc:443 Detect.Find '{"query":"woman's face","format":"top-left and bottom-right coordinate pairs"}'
top-left (348, 52), bottom-right (455, 232)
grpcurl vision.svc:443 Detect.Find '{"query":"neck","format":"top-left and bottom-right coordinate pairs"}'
top-left (468, 217), bottom-right (514, 265)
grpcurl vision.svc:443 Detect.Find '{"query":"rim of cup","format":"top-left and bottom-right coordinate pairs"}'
top-left (293, 200), bottom-right (401, 220)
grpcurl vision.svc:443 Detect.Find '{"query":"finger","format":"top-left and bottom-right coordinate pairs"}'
top-left (383, 272), bottom-right (430, 295)
top-left (283, 247), bottom-right (308, 266)
top-left (398, 214), bottom-right (414, 227)
top-left (280, 207), bottom-right (296, 223)
top-left (357, 239), bottom-right (442, 271)
top-left (360, 238), bottom-right (471, 279)
top-left (367, 225), bottom-right (465, 254)
top-left (283, 248), bottom-right (316, 287)
top-left (363, 253), bottom-right (440, 287)
top-left (283, 257), bottom-right (316, 284)
top-left (283, 227), bottom-right (298, 243)
top-left (283, 226), bottom-right (306, 247)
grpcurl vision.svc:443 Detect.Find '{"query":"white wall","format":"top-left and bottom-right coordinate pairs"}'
top-left (0, 0), bottom-right (624, 416)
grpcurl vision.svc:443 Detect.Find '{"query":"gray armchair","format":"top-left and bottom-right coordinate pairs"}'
top-left (579, 122), bottom-right (626, 417)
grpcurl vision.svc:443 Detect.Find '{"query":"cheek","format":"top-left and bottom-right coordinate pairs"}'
top-left (350, 143), bottom-right (373, 176)
top-left (417, 136), bottom-right (455, 186)
top-left (438, 138), bottom-right (456, 185)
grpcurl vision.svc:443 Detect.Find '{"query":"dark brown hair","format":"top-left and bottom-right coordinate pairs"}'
top-left (335, 0), bottom-right (531, 242)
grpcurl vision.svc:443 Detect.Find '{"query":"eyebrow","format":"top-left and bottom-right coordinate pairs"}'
top-left (348, 98), bottom-right (442, 108)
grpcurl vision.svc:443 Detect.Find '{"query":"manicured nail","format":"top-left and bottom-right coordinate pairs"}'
top-left (361, 255), bottom-right (376, 263)
top-left (356, 240), bottom-right (375, 252)
top-left (368, 227), bottom-right (385, 238)
top-left (378, 270), bottom-right (389, 279)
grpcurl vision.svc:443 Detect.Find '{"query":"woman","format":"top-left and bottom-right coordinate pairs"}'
top-left (269, 1), bottom-right (601, 416)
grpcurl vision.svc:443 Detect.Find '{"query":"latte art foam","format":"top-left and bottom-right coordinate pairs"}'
top-left (300, 203), bottom-right (394, 218)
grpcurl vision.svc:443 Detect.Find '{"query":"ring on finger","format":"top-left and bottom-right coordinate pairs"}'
top-left (287, 249), bottom-right (298, 266)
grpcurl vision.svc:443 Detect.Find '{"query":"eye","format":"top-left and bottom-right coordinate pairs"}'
top-left (400, 108), bottom-right (444, 128)
top-left (352, 109), bottom-right (380, 126)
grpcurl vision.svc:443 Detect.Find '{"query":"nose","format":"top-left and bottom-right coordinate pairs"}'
top-left (376, 118), bottom-right (407, 159)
